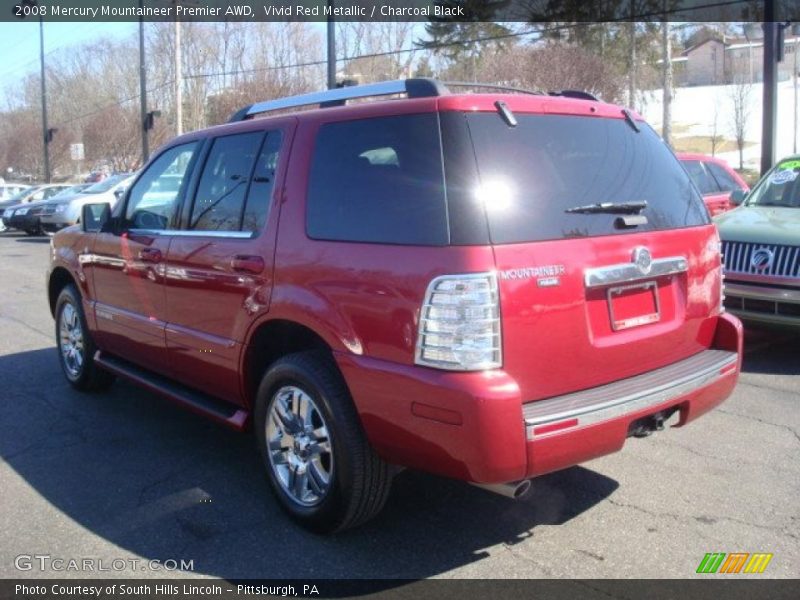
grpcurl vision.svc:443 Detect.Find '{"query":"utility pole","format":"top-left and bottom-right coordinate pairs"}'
top-left (661, 19), bottom-right (673, 147)
top-left (138, 3), bottom-right (149, 165)
top-left (38, 16), bottom-right (50, 182)
top-left (628, 20), bottom-right (636, 109)
top-left (761, 15), bottom-right (778, 175)
top-left (326, 1), bottom-right (336, 89)
top-left (175, 6), bottom-right (183, 135)
top-left (794, 33), bottom-right (798, 154)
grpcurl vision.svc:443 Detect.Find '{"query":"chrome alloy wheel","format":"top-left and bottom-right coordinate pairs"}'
top-left (58, 302), bottom-right (84, 379)
top-left (266, 385), bottom-right (333, 507)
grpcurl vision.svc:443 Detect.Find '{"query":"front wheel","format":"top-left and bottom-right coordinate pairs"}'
top-left (55, 284), bottom-right (115, 391)
top-left (255, 351), bottom-right (392, 533)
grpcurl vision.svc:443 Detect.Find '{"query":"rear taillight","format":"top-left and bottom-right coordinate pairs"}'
top-left (415, 273), bottom-right (502, 371)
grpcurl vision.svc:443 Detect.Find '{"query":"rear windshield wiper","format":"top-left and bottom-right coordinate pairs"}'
top-left (565, 201), bottom-right (648, 214)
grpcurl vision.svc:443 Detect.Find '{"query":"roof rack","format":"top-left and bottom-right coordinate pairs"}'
top-left (443, 81), bottom-right (543, 96)
top-left (227, 79), bottom-right (599, 123)
top-left (228, 78), bottom-right (449, 122)
top-left (548, 90), bottom-right (599, 101)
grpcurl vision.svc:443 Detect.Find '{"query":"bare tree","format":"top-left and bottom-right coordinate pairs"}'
top-left (728, 74), bottom-right (753, 169)
top-left (475, 42), bottom-right (626, 104)
top-left (661, 20), bottom-right (673, 147)
top-left (710, 90), bottom-right (723, 156)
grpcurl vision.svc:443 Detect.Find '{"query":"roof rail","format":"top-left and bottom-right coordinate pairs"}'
top-left (228, 78), bottom-right (449, 122)
top-left (444, 81), bottom-right (543, 96)
top-left (548, 90), bottom-right (599, 101)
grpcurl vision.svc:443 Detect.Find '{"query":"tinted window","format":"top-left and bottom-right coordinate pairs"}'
top-left (191, 132), bottom-right (263, 231)
top-left (126, 142), bottom-right (197, 230)
top-left (242, 131), bottom-right (283, 232)
top-left (683, 160), bottom-right (720, 195)
top-left (307, 114), bottom-right (448, 245)
top-left (462, 114), bottom-right (708, 244)
top-left (706, 162), bottom-right (743, 192)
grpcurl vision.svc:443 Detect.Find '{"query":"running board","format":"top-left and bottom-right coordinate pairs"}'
top-left (94, 351), bottom-right (249, 430)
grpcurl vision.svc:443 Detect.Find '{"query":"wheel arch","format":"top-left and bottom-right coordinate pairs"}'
top-left (241, 318), bottom-right (340, 408)
top-left (48, 266), bottom-right (78, 317)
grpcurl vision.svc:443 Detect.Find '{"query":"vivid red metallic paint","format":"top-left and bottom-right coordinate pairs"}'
top-left (48, 92), bottom-right (743, 485)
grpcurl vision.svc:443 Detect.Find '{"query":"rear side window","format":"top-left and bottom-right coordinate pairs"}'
top-left (191, 132), bottom-right (263, 231)
top-left (242, 131), bottom-right (283, 232)
top-left (462, 114), bottom-right (709, 244)
top-left (706, 162), bottom-right (743, 192)
top-left (683, 160), bottom-right (720, 195)
top-left (307, 114), bottom-right (448, 245)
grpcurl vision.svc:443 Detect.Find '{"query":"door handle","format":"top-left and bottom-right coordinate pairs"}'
top-left (231, 255), bottom-right (265, 274)
top-left (139, 247), bottom-right (163, 264)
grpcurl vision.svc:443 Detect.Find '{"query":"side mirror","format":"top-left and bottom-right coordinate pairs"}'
top-left (729, 189), bottom-right (747, 206)
top-left (82, 202), bottom-right (111, 233)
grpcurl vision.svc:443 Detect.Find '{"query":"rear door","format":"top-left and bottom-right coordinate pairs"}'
top-left (452, 111), bottom-right (719, 403)
top-left (164, 124), bottom-right (293, 405)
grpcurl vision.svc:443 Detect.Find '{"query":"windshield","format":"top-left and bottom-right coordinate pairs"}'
top-left (746, 159), bottom-right (800, 208)
top-left (460, 113), bottom-right (709, 244)
top-left (5, 187), bottom-right (39, 203)
top-left (51, 184), bottom-right (87, 198)
top-left (83, 174), bottom-right (129, 194)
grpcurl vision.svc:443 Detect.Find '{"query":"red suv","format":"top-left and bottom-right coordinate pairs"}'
top-left (48, 80), bottom-right (742, 532)
top-left (677, 153), bottom-right (750, 216)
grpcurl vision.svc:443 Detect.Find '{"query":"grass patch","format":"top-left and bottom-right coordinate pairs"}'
top-left (671, 135), bottom-right (753, 154)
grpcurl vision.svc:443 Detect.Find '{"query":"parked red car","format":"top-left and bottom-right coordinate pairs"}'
top-left (677, 153), bottom-right (750, 216)
top-left (48, 80), bottom-right (742, 532)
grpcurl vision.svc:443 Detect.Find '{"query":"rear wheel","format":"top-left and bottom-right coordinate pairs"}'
top-left (255, 351), bottom-right (392, 533)
top-left (55, 284), bottom-right (115, 391)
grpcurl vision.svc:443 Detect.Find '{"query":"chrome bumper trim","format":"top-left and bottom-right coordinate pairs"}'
top-left (584, 256), bottom-right (688, 288)
top-left (523, 349), bottom-right (737, 439)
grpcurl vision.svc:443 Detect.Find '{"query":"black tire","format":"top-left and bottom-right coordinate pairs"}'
top-left (55, 284), bottom-right (115, 392)
top-left (255, 351), bottom-right (392, 533)
top-left (24, 229), bottom-right (37, 236)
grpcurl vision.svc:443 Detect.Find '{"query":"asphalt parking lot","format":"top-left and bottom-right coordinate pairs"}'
top-left (0, 230), bottom-right (797, 580)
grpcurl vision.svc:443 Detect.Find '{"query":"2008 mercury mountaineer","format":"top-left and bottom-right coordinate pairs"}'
top-left (47, 79), bottom-right (742, 532)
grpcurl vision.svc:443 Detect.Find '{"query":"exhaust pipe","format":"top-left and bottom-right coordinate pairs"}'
top-left (469, 479), bottom-right (532, 499)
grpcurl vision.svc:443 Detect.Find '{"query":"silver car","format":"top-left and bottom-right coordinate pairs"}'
top-left (40, 174), bottom-right (133, 234)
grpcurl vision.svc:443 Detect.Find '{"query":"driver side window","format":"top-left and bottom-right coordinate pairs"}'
top-left (125, 142), bottom-right (197, 230)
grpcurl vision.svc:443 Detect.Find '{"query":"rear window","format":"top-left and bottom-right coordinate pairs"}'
top-left (683, 160), bottom-right (720, 195)
top-left (462, 113), bottom-right (709, 244)
top-left (306, 114), bottom-right (448, 245)
top-left (706, 161), bottom-right (744, 192)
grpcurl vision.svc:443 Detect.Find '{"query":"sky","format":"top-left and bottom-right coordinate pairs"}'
top-left (0, 21), bottom-right (136, 88)
top-left (0, 19), bottom-right (341, 93)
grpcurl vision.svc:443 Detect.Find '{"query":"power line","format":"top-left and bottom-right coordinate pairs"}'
top-left (49, 80), bottom-right (171, 128)
top-left (181, 0), bottom-right (749, 81)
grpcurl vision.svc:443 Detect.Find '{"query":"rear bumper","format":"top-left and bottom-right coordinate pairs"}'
top-left (337, 312), bottom-right (743, 484)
